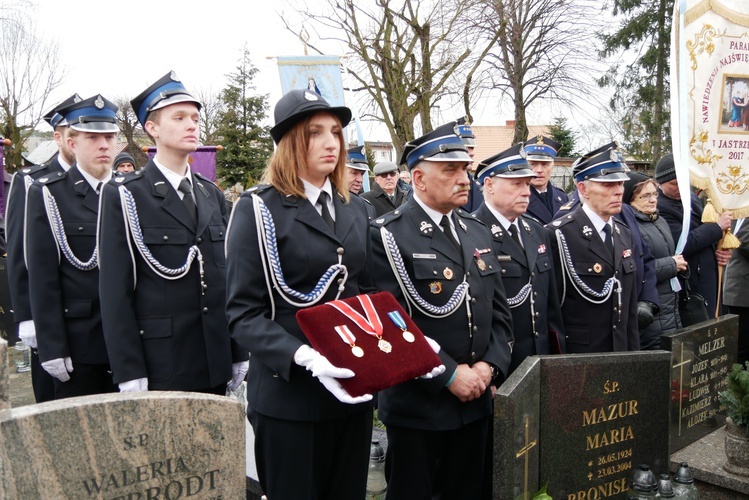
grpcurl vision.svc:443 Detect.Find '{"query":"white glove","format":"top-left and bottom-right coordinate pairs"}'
top-left (294, 345), bottom-right (373, 404)
top-left (419, 336), bottom-right (446, 379)
top-left (119, 378), bottom-right (149, 392)
top-left (424, 336), bottom-right (441, 353)
top-left (18, 320), bottom-right (37, 349)
top-left (41, 357), bottom-right (73, 382)
top-left (227, 361), bottom-right (249, 391)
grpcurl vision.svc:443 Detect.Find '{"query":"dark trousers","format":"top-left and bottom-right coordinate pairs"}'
top-left (31, 348), bottom-right (56, 403)
top-left (385, 417), bottom-right (489, 500)
top-left (727, 305), bottom-right (749, 366)
top-left (52, 362), bottom-right (116, 400)
top-left (248, 407), bottom-right (373, 500)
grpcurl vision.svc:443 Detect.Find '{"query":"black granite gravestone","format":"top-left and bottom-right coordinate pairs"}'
top-left (494, 357), bottom-right (541, 500)
top-left (661, 315), bottom-right (739, 453)
top-left (493, 352), bottom-right (671, 500)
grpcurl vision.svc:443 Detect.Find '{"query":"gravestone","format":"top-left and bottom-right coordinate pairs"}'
top-left (0, 339), bottom-right (8, 411)
top-left (494, 351), bottom-right (671, 500)
top-left (0, 389), bottom-right (245, 498)
top-left (494, 357), bottom-right (541, 500)
top-left (661, 314), bottom-right (739, 453)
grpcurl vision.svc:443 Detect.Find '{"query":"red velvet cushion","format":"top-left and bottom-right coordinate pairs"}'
top-left (296, 291), bottom-right (442, 397)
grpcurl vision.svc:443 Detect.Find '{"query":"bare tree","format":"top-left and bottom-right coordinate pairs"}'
top-left (474, 0), bottom-right (601, 144)
top-left (194, 87), bottom-right (223, 145)
top-left (113, 97), bottom-right (148, 168)
top-left (283, 0), bottom-right (489, 155)
top-left (0, 6), bottom-right (65, 171)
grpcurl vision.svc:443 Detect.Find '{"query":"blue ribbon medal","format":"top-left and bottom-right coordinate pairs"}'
top-left (387, 310), bottom-right (415, 343)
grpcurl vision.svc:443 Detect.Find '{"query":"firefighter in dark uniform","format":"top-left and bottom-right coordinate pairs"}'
top-left (225, 89), bottom-right (374, 499)
top-left (524, 135), bottom-right (568, 224)
top-left (556, 142), bottom-right (660, 332)
top-left (98, 71), bottom-right (248, 394)
top-left (371, 122), bottom-right (513, 499)
top-left (25, 95), bottom-right (119, 399)
top-left (346, 145), bottom-right (376, 218)
top-left (546, 145), bottom-right (639, 353)
top-left (6, 94), bottom-right (81, 402)
top-left (473, 144), bottom-right (565, 374)
top-left (456, 116), bottom-right (483, 213)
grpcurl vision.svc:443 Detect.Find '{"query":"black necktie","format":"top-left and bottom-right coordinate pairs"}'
top-left (440, 215), bottom-right (461, 251)
top-left (318, 191), bottom-right (335, 231)
top-left (178, 178), bottom-right (198, 225)
top-left (508, 223), bottom-right (522, 248)
top-left (603, 224), bottom-right (614, 255)
top-left (95, 182), bottom-right (102, 195)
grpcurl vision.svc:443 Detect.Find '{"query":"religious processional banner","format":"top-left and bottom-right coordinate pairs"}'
top-left (672, 1), bottom-right (749, 218)
top-left (277, 55), bottom-right (346, 107)
top-left (276, 55), bottom-right (371, 192)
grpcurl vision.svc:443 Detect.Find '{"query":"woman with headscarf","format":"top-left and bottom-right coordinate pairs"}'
top-left (225, 89), bottom-right (375, 499)
top-left (623, 172), bottom-right (688, 349)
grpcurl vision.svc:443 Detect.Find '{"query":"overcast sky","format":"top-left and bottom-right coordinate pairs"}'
top-left (23, 0), bottom-right (609, 144)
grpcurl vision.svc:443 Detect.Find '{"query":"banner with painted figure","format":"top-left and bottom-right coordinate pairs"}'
top-left (277, 56), bottom-right (346, 106)
top-left (672, 1), bottom-right (749, 218)
top-left (277, 55), bottom-right (371, 192)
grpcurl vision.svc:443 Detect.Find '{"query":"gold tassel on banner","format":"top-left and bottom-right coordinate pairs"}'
top-left (721, 228), bottom-right (740, 250)
top-left (702, 197), bottom-right (718, 223)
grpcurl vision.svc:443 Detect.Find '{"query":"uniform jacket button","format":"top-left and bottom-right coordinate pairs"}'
top-left (197, 237), bottom-right (203, 243)
top-left (139, 330), bottom-right (145, 336)
top-left (163, 235), bottom-right (168, 241)
top-left (203, 307), bottom-right (209, 313)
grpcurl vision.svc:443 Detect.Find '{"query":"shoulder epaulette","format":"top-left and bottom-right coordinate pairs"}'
top-left (34, 171), bottom-right (66, 185)
top-left (546, 213), bottom-right (575, 229)
top-left (521, 213), bottom-right (544, 228)
top-left (110, 170), bottom-right (145, 185)
top-left (17, 164), bottom-right (48, 177)
top-left (195, 172), bottom-right (219, 188)
top-left (371, 209), bottom-right (403, 227)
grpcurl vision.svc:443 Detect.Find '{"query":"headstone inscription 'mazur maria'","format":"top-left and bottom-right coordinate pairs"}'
top-left (0, 391), bottom-right (245, 499)
top-left (661, 314), bottom-right (739, 453)
top-left (493, 351), bottom-right (671, 500)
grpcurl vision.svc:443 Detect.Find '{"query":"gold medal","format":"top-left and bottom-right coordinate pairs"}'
top-left (402, 330), bottom-right (415, 343)
top-left (593, 263), bottom-right (603, 274)
top-left (443, 267), bottom-right (454, 280)
top-left (429, 281), bottom-right (442, 294)
top-left (351, 345), bottom-right (364, 358)
top-left (476, 258), bottom-right (486, 271)
top-left (378, 338), bottom-right (393, 353)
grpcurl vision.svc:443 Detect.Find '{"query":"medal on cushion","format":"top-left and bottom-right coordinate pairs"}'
top-left (335, 325), bottom-right (364, 357)
top-left (387, 310), bottom-right (415, 343)
top-left (328, 295), bottom-right (392, 353)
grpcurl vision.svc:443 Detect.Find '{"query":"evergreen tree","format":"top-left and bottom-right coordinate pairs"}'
top-left (598, 0), bottom-right (673, 161)
top-left (548, 117), bottom-right (576, 157)
top-left (215, 48), bottom-right (273, 188)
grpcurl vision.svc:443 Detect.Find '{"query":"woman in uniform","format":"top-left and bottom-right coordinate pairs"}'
top-left (225, 89), bottom-right (375, 499)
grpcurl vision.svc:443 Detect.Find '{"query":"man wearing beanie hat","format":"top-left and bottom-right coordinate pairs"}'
top-left (113, 152), bottom-right (136, 174)
top-left (6, 93), bottom-right (81, 403)
top-left (656, 153), bottom-right (732, 314)
top-left (98, 71), bottom-right (247, 395)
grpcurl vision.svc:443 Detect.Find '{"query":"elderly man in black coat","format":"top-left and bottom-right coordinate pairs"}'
top-left (473, 144), bottom-right (565, 373)
top-left (655, 154), bottom-right (731, 315)
top-left (361, 160), bottom-right (407, 216)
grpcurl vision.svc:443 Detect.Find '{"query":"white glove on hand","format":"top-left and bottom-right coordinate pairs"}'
top-left (18, 320), bottom-right (37, 349)
top-left (227, 361), bottom-right (249, 391)
top-left (294, 345), bottom-right (373, 404)
top-left (419, 336), bottom-right (446, 379)
top-left (41, 357), bottom-right (73, 382)
top-left (119, 378), bottom-right (149, 392)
